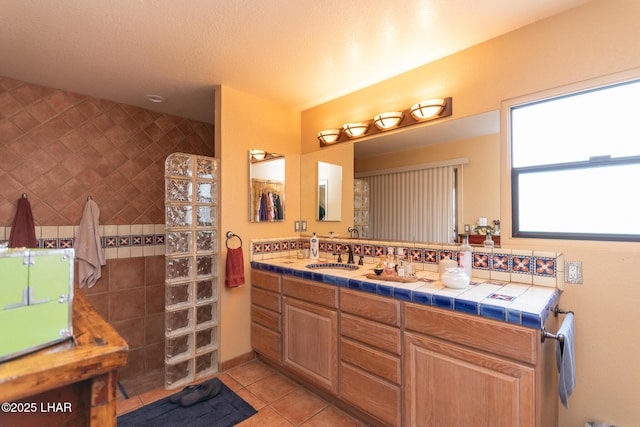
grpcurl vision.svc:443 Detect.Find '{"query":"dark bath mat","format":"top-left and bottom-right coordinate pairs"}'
top-left (118, 378), bottom-right (257, 427)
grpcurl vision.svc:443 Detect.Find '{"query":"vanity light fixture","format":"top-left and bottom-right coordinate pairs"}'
top-left (410, 98), bottom-right (446, 121)
top-left (343, 122), bottom-right (369, 138)
top-left (144, 94), bottom-right (166, 103)
top-left (250, 149), bottom-right (266, 161)
top-left (317, 129), bottom-right (341, 144)
top-left (373, 111), bottom-right (404, 130)
top-left (318, 96), bottom-right (451, 148)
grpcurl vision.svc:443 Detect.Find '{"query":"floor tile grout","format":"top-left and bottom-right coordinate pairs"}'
top-left (117, 359), bottom-right (366, 426)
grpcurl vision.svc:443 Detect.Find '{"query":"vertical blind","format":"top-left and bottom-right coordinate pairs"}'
top-left (362, 165), bottom-right (456, 243)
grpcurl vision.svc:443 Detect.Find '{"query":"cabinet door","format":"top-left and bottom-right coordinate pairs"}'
top-left (283, 297), bottom-right (338, 394)
top-left (404, 332), bottom-right (535, 427)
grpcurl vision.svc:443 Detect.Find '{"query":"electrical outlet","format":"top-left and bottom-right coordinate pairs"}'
top-left (294, 220), bottom-right (301, 232)
top-left (301, 220), bottom-right (307, 232)
top-left (565, 261), bottom-right (583, 284)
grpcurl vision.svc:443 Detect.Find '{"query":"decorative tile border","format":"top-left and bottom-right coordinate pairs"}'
top-left (0, 224), bottom-right (165, 259)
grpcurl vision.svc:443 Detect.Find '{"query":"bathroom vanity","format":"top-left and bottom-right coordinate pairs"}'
top-left (250, 262), bottom-right (559, 427)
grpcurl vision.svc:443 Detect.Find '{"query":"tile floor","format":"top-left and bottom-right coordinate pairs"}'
top-left (117, 358), bottom-right (367, 426)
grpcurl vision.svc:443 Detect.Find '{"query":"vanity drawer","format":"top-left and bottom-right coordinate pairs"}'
top-left (251, 305), bottom-right (281, 332)
top-left (340, 337), bottom-right (400, 384)
top-left (404, 302), bottom-right (537, 364)
top-left (341, 313), bottom-right (401, 355)
top-left (251, 287), bottom-right (281, 313)
top-left (251, 322), bottom-right (281, 363)
top-left (340, 362), bottom-right (401, 427)
top-left (251, 269), bottom-right (281, 293)
top-left (340, 288), bottom-right (401, 327)
top-left (282, 277), bottom-right (338, 308)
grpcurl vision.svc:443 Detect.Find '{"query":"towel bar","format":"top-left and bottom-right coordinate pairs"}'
top-left (541, 306), bottom-right (573, 343)
top-left (541, 328), bottom-right (565, 343)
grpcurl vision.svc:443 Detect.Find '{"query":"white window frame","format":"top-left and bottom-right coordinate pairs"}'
top-left (505, 70), bottom-right (640, 242)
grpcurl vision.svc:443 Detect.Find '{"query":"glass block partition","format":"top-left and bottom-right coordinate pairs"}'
top-left (164, 153), bottom-right (219, 389)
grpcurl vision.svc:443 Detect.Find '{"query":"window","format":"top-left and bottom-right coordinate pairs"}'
top-left (510, 77), bottom-right (640, 241)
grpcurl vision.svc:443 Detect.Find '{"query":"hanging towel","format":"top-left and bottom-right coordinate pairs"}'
top-left (9, 197), bottom-right (38, 248)
top-left (225, 247), bottom-right (245, 288)
top-left (75, 199), bottom-right (106, 288)
top-left (556, 313), bottom-right (576, 409)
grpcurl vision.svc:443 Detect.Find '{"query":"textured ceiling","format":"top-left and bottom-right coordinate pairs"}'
top-left (0, 0), bottom-right (592, 123)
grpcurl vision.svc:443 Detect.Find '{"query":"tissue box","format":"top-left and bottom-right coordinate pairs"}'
top-left (0, 248), bottom-right (74, 362)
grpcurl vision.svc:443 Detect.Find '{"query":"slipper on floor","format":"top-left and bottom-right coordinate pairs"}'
top-left (180, 379), bottom-right (222, 407)
top-left (169, 385), bottom-right (199, 404)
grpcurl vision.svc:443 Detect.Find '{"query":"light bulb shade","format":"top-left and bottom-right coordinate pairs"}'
top-left (250, 149), bottom-right (266, 160)
top-left (374, 111), bottom-right (404, 130)
top-left (410, 98), bottom-right (446, 121)
top-left (317, 129), bottom-right (341, 144)
top-left (343, 122), bottom-right (369, 138)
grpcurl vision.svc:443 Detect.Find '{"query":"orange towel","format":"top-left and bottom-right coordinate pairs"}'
top-left (225, 247), bottom-right (245, 288)
top-left (9, 197), bottom-right (38, 248)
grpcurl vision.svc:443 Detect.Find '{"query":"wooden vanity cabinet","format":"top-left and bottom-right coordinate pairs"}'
top-left (250, 270), bottom-right (283, 364)
top-left (339, 289), bottom-right (402, 427)
top-left (282, 276), bottom-right (339, 394)
top-left (403, 302), bottom-right (558, 427)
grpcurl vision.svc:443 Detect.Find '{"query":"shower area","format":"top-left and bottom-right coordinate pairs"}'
top-left (164, 153), bottom-right (219, 389)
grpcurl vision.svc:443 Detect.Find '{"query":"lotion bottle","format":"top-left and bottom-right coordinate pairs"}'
top-left (310, 233), bottom-right (319, 261)
top-left (458, 234), bottom-right (473, 281)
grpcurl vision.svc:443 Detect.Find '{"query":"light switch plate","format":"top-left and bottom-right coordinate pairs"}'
top-left (301, 221), bottom-right (307, 232)
top-left (565, 261), bottom-right (583, 284)
top-left (294, 220), bottom-right (301, 232)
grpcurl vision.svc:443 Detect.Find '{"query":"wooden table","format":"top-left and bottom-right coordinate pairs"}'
top-left (0, 292), bottom-right (128, 426)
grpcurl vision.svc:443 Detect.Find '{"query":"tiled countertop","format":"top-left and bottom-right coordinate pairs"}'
top-left (251, 257), bottom-right (561, 329)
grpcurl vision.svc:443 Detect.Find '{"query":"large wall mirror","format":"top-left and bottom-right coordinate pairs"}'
top-left (317, 161), bottom-right (342, 221)
top-left (249, 149), bottom-right (285, 222)
top-left (353, 111), bottom-right (500, 243)
top-left (301, 111), bottom-right (501, 243)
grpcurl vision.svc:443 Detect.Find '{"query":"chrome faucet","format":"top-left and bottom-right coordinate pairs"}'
top-left (345, 244), bottom-right (355, 264)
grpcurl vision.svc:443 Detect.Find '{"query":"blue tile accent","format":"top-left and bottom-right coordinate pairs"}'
top-left (507, 309), bottom-right (522, 325)
top-left (322, 274), bottom-right (336, 285)
top-left (454, 299), bottom-right (478, 315)
top-left (335, 276), bottom-right (349, 287)
top-left (302, 270), bottom-right (313, 280)
top-left (347, 279), bottom-right (362, 290)
top-left (412, 291), bottom-right (431, 305)
top-left (362, 281), bottom-right (377, 294)
top-left (377, 284), bottom-right (393, 297)
top-left (522, 311), bottom-right (542, 328)
top-left (480, 304), bottom-right (506, 321)
top-left (432, 294), bottom-right (453, 310)
top-left (393, 287), bottom-right (411, 301)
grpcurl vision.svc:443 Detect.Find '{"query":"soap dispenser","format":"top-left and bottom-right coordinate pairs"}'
top-left (310, 233), bottom-right (319, 261)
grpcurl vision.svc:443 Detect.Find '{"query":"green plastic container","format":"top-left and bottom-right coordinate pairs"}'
top-left (0, 249), bottom-right (74, 362)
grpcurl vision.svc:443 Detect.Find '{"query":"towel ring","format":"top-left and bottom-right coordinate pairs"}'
top-left (226, 231), bottom-right (242, 249)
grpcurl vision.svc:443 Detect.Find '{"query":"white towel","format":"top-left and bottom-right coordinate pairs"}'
top-left (556, 313), bottom-right (576, 409)
top-left (75, 199), bottom-right (106, 288)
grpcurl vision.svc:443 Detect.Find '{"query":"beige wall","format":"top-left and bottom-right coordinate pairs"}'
top-left (215, 85), bottom-right (301, 363)
top-left (298, 1), bottom-right (640, 425)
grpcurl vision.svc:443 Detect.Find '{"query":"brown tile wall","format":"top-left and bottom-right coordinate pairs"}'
top-left (0, 76), bottom-right (214, 226)
top-left (1, 76), bottom-right (215, 382)
top-left (79, 255), bottom-right (167, 381)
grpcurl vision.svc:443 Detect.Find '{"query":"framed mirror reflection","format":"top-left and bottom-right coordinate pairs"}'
top-left (249, 149), bottom-right (285, 222)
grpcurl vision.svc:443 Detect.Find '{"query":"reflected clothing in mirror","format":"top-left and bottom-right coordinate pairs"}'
top-left (252, 180), bottom-right (283, 222)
